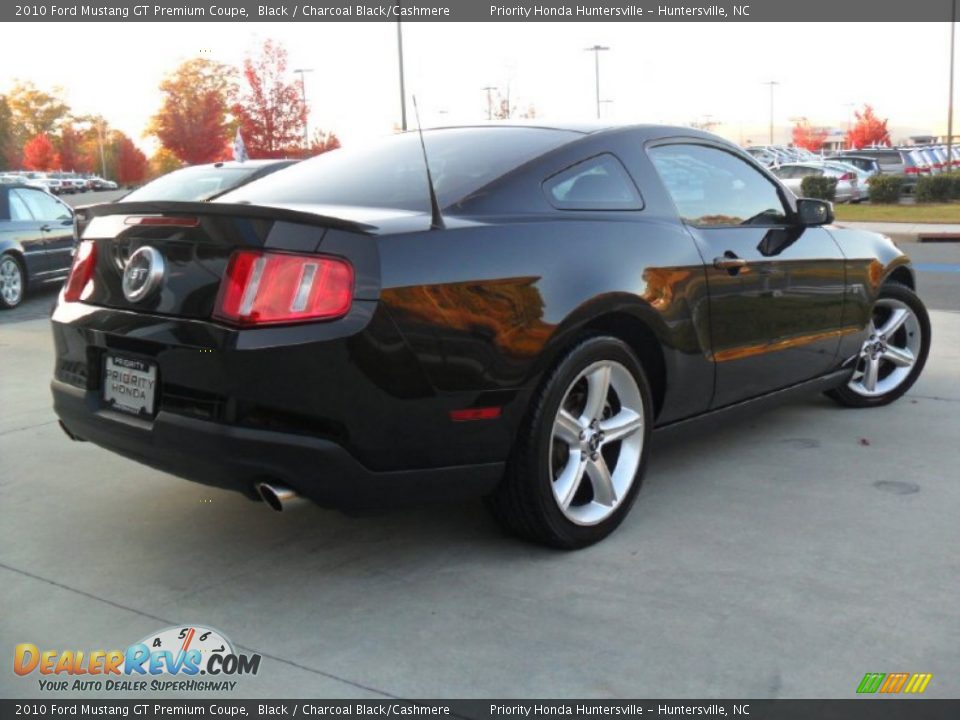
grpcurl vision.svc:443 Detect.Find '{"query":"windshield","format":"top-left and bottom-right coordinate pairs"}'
top-left (123, 165), bottom-right (266, 202)
top-left (219, 127), bottom-right (579, 212)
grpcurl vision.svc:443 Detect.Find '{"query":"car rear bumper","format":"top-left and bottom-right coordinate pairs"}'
top-left (52, 379), bottom-right (504, 509)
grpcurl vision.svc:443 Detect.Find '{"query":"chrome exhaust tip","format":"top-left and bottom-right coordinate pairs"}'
top-left (256, 482), bottom-right (302, 512)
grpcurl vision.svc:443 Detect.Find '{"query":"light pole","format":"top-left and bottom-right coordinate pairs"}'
top-left (293, 68), bottom-right (313, 155)
top-left (396, 6), bottom-right (407, 131)
top-left (96, 118), bottom-right (106, 179)
top-left (763, 80), bottom-right (779, 144)
top-left (948, 0), bottom-right (956, 168)
top-left (482, 86), bottom-right (496, 121)
top-left (584, 45), bottom-right (610, 120)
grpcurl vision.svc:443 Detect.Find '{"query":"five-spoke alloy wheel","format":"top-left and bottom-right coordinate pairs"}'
top-left (828, 283), bottom-right (930, 408)
top-left (488, 336), bottom-right (652, 548)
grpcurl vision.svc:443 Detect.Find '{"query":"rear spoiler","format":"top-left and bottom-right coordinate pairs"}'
top-left (85, 200), bottom-right (377, 235)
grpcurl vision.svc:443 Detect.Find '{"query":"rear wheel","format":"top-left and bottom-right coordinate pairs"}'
top-left (487, 336), bottom-right (652, 549)
top-left (827, 283), bottom-right (930, 408)
top-left (0, 253), bottom-right (25, 309)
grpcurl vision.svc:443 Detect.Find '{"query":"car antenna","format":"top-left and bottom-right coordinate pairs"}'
top-left (412, 96), bottom-right (445, 230)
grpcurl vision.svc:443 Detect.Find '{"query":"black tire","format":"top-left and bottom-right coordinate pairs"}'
top-left (487, 336), bottom-right (653, 549)
top-left (0, 253), bottom-right (26, 310)
top-left (827, 283), bottom-right (930, 408)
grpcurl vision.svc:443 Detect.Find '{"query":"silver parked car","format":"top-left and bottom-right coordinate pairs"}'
top-left (771, 162), bottom-right (860, 203)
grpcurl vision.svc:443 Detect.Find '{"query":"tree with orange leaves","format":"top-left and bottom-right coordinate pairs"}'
top-left (309, 129), bottom-right (340, 156)
top-left (58, 124), bottom-right (93, 173)
top-left (791, 118), bottom-right (828, 152)
top-left (233, 39), bottom-right (306, 158)
top-left (22, 133), bottom-right (60, 171)
top-left (115, 135), bottom-right (148, 185)
top-left (148, 58), bottom-right (234, 164)
top-left (846, 105), bottom-right (891, 149)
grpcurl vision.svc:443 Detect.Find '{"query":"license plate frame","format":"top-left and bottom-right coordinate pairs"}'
top-left (102, 354), bottom-right (158, 417)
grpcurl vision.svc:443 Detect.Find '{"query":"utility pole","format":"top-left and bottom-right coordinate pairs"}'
top-left (584, 45), bottom-right (610, 120)
top-left (948, 0), bottom-right (957, 169)
top-left (293, 68), bottom-right (313, 156)
top-left (762, 80), bottom-right (780, 144)
top-left (396, 7), bottom-right (407, 131)
top-left (482, 86), bottom-right (496, 120)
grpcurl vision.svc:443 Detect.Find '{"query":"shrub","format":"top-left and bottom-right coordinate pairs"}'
top-left (916, 174), bottom-right (953, 203)
top-left (800, 175), bottom-right (838, 201)
top-left (949, 172), bottom-right (960, 200)
top-left (866, 174), bottom-right (903, 204)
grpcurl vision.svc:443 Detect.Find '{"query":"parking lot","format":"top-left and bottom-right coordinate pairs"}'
top-left (1, 230), bottom-right (958, 699)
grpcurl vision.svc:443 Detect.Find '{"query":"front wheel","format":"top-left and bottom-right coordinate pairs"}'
top-left (827, 283), bottom-right (930, 408)
top-left (487, 336), bottom-right (653, 549)
top-left (0, 253), bottom-right (25, 309)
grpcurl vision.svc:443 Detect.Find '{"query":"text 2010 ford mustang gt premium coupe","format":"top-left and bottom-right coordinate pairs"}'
top-left (51, 125), bottom-right (930, 548)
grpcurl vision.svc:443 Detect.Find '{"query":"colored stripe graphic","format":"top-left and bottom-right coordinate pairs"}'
top-left (856, 672), bottom-right (932, 694)
top-left (879, 673), bottom-right (909, 693)
top-left (857, 673), bottom-right (885, 693)
top-left (904, 674), bottom-right (933, 694)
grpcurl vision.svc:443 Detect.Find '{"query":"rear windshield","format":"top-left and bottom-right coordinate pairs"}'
top-left (219, 127), bottom-right (579, 212)
top-left (123, 165), bottom-right (267, 202)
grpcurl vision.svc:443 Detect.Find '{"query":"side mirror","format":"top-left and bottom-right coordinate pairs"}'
top-left (796, 198), bottom-right (834, 226)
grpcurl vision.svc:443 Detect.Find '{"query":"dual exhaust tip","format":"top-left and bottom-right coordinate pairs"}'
top-left (256, 481), bottom-right (303, 512)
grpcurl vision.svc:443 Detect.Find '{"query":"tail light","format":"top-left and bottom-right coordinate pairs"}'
top-left (62, 240), bottom-right (97, 302)
top-left (214, 250), bottom-right (353, 326)
top-left (838, 172), bottom-right (855, 181)
top-left (904, 167), bottom-right (919, 175)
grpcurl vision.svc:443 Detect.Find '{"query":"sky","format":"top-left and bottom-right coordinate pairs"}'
top-left (0, 21), bottom-right (955, 153)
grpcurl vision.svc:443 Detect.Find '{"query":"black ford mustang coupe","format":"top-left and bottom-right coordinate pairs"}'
top-left (51, 124), bottom-right (930, 548)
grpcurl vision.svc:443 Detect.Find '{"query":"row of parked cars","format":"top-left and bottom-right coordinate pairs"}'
top-left (0, 171), bottom-right (118, 195)
top-left (745, 143), bottom-right (960, 202)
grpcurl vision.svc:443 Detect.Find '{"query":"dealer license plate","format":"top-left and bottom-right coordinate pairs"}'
top-left (103, 355), bottom-right (157, 416)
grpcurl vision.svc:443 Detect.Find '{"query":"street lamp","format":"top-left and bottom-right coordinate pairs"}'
top-left (584, 45), bottom-right (610, 120)
top-left (482, 86), bottom-right (497, 121)
top-left (293, 68), bottom-right (313, 156)
top-left (762, 80), bottom-right (779, 144)
top-left (396, 5), bottom-right (407, 131)
top-left (948, 0), bottom-right (956, 168)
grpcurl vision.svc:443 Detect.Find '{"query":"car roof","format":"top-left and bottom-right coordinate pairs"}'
top-left (421, 121), bottom-right (732, 144)
top-left (194, 159), bottom-right (295, 169)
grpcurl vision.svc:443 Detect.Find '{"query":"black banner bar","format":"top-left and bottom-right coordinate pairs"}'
top-left (2, 0), bottom-right (957, 23)
top-left (3, 700), bottom-right (960, 719)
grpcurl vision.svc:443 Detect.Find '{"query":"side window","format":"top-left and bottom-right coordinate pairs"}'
top-left (648, 144), bottom-right (789, 227)
top-left (16, 188), bottom-right (72, 221)
top-left (543, 154), bottom-right (643, 211)
top-left (8, 190), bottom-right (35, 221)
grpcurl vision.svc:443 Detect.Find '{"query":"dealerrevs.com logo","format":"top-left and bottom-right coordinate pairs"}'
top-left (14, 625), bottom-right (261, 692)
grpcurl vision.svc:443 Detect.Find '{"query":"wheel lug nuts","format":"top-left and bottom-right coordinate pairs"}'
top-left (590, 452), bottom-right (599, 461)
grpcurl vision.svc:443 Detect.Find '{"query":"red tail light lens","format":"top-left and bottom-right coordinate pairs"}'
top-left (904, 167), bottom-right (919, 175)
top-left (839, 172), bottom-right (855, 181)
top-left (62, 240), bottom-right (97, 302)
top-left (214, 250), bottom-right (354, 326)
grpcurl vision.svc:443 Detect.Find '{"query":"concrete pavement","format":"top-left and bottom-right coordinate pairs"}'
top-left (1, 306), bottom-right (958, 699)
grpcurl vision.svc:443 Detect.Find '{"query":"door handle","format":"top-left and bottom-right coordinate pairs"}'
top-left (713, 256), bottom-right (748, 270)
top-left (40, 224), bottom-right (52, 232)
